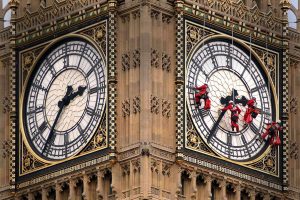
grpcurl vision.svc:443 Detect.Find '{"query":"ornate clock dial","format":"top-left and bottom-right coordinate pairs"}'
top-left (23, 39), bottom-right (106, 160)
top-left (186, 39), bottom-right (274, 162)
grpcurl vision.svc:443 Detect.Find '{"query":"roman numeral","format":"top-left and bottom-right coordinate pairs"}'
top-left (64, 133), bottom-right (69, 146)
top-left (249, 123), bottom-right (259, 134)
top-left (63, 55), bottom-right (69, 68)
top-left (250, 84), bottom-right (266, 93)
top-left (78, 125), bottom-right (84, 135)
top-left (32, 83), bottom-right (47, 92)
top-left (226, 55), bottom-right (232, 68)
top-left (86, 107), bottom-right (98, 116)
top-left (241, 135), bottom-right (251, 157)
top-left (49, 66), bottom-right (56, 76)
top-left (38, 121), bottom-right (47, 133)
top-left (89, 84), bottom-right (106, 94)
top-left (227, 134), bottom-right (232, 146)
top-left (207, 44), bottom-right (219, 69)
top-left (27, 106), bottom-right (44, 115)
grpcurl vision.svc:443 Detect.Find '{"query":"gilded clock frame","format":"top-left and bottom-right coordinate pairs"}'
top-left (183, 19), bottom-right (283, 180)
top-left (17, 21), bottom-right (109, 178)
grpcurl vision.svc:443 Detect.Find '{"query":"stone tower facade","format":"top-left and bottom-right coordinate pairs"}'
top-left (0, 0), bottom-right (299, 199)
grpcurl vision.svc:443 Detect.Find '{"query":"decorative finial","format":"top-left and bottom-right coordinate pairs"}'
top-left (8, 0), bottom-right (19, 9)
top-left (280, 0), bottom-right (291, 10)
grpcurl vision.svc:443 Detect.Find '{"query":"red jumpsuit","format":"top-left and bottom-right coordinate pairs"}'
top-left (230, 106), bottom-right (241, 132)
top-left (195, 84), bottom-right (211, 110)
top-left (222, 103), bottom-right (241, 132)
top-left (244, 98), bottom-right (259, 124)
top-left (261, 122), bottom-right (282, 146)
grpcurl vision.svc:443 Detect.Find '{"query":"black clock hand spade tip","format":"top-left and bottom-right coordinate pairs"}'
top-left (77, 86), bottom-right (87, 96)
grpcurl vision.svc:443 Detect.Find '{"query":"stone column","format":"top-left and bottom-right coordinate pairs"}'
top-left (234, 184), bottom-right (241, 200)
top-left (205, 175), bottom-right (212, 200)
top-left (139, 0), bottom-right (152, 197)
top-left (82, 173), bottom-right (90, 200)
top-left (220, 179), bottom-right (227, 200)
top-left (55, 182), bottom-right (62, 200)
top-left (14, 196), bottom-right (21, 200)
top-left (68, 178), bottom-right (76, 200)
top-left (249, 190), bottom-right (256, 200)
top-left (191, 171), bottom-right (197, 200)
top-left (42, 187), bottom-right (48, 200)
top-left (96, 169), bottom-right (104, 200)
top-left (28, 192), bottom-right (34, 200)
top-left (263, 193), bottom-right (271, 200)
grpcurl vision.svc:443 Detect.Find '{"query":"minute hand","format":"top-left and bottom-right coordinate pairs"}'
top-left (42, 104), bottom-right (64, 154)
top-left (207, 110), bottom-right (227, 143)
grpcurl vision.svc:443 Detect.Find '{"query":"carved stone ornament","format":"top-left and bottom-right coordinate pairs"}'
top-left (121, 163), bottom-right (130, 176)
top-left (290, 96), bottom-right (298, 114)
top-left (150, 95), bottom-right (160, 114)
top-left (151, 10), bottom-right (160, 20)
top-left (280, 0), bottom-right (291, 10)
top-left (22, 142), bottom-right (46, 173)
top-left (132, 10), bottom-right (140, 19)
top-left (162, 163), bottom-right (171, 176)
top-left (133, 96), bottom-right (141, 114)
top-left (162, 99), bottom-right (171, 118)
top-left (121, 14), bottom-right (130, 23)
top-left (162, 52), bottom-right (171, 72)
top-left (132, 49), bottom-right (140, 68)
top-left (236, 1), bottom-right (247, 19)
top-left (186, 23), bottom-right (214, 56)
top-left (186, 115), bottom-right (212, 154)
top-left (21, 46), bottom-right (46, 82)
top-left (122, 53), bottom-right (130, 71)
top-left (2, 97), bottom-right (10, 113)
top-left (151, 159), bottom-right (159, 173)
top-left (132, 159), bottom-right (141, 173)
top-left (250, 147), bottom-right (277, 175)
top-left (252, 47), bottom-right (276, 86)
top-left (83, 116), bottom-right (107, 152)
top-left (122, 99), bottom-right (130, 117)
top-left (220, 0), bottom-right (231, 13)
top-left (23, 53), bottom-right (35, 71)
top-left (162, 14), bottom-right (172, 24)
top-left (81, 23), bottom-right (107, 56)
top-left (1, 140), bottom-right (10, 158)
top-left (290, 141), bottom-right (299, 160)
top-left (151, 49), bottom-right (159, 68)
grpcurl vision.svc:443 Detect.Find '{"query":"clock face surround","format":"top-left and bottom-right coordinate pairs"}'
top-left (22, 37), bottom-right (106, 161)
top-left (186, 38), bottom-right (275, 162)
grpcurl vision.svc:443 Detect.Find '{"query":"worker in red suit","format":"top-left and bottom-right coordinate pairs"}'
top-left (222, 101), bottom-right (241, 132)
top-left (195, 83), bottom-right (211, 110)
top-left (261, 121), bottom-right (282, 146)
top-left (244, 97), bottom-right (260, 124)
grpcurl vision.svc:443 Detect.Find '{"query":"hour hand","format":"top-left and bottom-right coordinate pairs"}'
top-left (68, 86), bottom-right (87, 101)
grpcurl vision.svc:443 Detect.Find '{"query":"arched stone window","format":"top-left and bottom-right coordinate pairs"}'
top-left (3, 9), bottom-right (11, 28)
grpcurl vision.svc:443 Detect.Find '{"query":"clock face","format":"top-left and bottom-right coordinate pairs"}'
top-left (186, 39), bottom-right (274, 162)
top-left (22, 38), bottom-right (106, 161)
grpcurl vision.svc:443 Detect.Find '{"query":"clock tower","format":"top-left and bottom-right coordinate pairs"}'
top-left (0, 0), bottom-right (300, 199)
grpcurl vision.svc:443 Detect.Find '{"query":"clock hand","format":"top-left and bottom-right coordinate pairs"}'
top-left (208, 89), bottom-right (241, 143)
top-left (207, 109), bottom-right (227, 143)
top-left (42, 105), bottom-right (64, 154)
top-left (42, 86), bottom-right (74, 154)
top-left (67, 86), bottom-right (87, 103)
